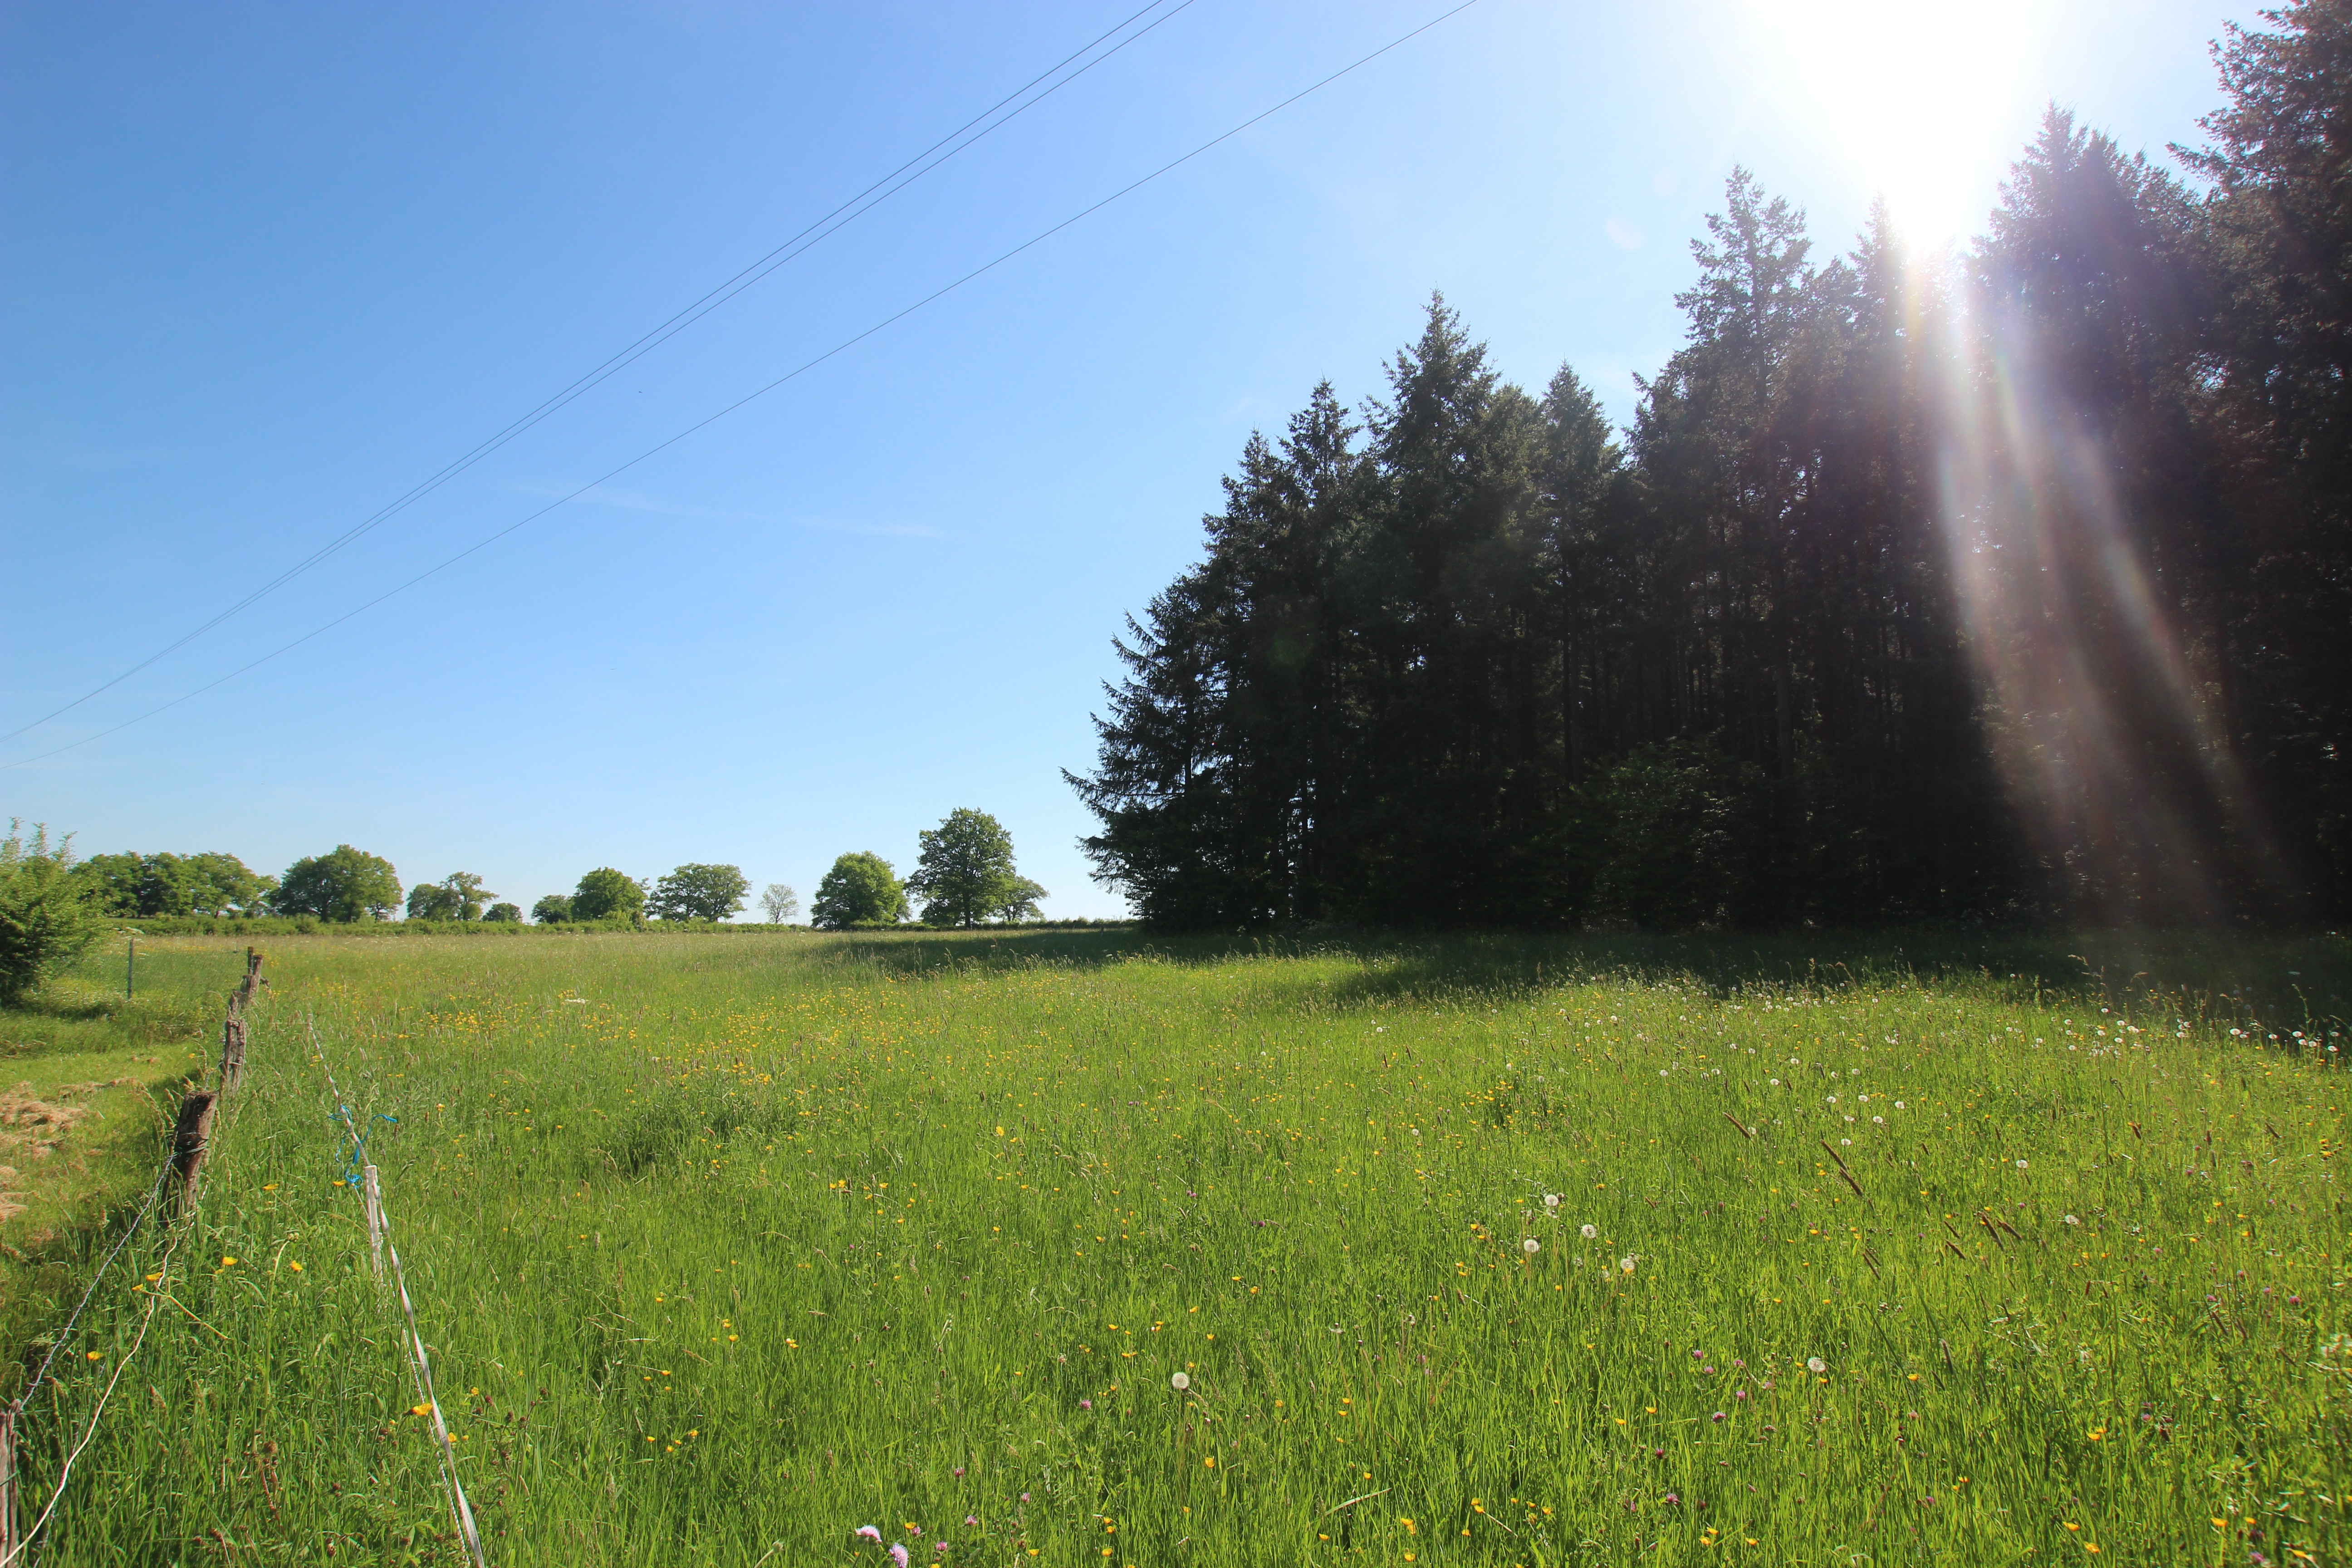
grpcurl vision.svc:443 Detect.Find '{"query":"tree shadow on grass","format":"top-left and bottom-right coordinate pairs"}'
top-left (797, 923), bottom-right (2349, 1029)
top-left (1306, 926), bottom-right (2350, 1028)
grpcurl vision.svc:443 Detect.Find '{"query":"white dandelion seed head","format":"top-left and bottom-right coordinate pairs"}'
top-left (1581, 1223), bottom-right (1598, 1240)
top-left (1893, 1101), bottom-right (1904, 1109)
top-left (2064, 1214), bottom-right (2081, 1225)
top-left (1619, 1255), bottom-right (1637, 1274)
top-left (1806, 1357), bottom-right (1827, 1374)
top-left (1169, 1372), bottom-right (1190, 1392)
top-left (1872, 1116), bottom-right (1884, 1125)
top-left (2015, 1159), bottom-right (2029, 1169)
top-left (1544, 1193), bottom-right (1561, 1209)
top-left (1522, 1238), bottom-right (1540, 1255)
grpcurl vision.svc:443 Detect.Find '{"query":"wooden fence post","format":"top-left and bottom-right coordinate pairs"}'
top-left (217, 949), bottom-right (263, 1093)
top-left (0, 1397), bottom-right (18, 1565)
top-left (361, 1165), bottom-right (386, 1286)
top-left (218, 1012), bottom-right (247, 1093)
top-left (172, 1092), bottom-right (218, 1207)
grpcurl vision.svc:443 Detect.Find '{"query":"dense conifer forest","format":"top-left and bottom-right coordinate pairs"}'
top-left (1070, 12), bottom-right (2352, 930)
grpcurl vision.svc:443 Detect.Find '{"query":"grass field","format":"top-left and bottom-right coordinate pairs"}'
top-left (2, 927), bottom-right (2346, 1566)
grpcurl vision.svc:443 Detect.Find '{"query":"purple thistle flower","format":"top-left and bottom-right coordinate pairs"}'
top-left (858, 1526), bottom-right (882, 1542)
top-left (889, 1545), bottom-right (910, 1568)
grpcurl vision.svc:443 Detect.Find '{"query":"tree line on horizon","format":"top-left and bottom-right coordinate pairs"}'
top-left (1070, 8), bottom-right (2352, 931)
top-left (24, 807), bottom-right (1044, 941)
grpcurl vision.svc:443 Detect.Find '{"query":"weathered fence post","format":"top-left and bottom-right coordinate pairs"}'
top-left (218, 1011), bottom-right (247, 1093)
top-left (0, 1397), bottom-right (18, 1564)
top-left (172, 1092), bottom-right (218, 1206)
top-left (217, 949), bottom-right (263, 1092)
top-left (361, 1164), bottom-right (386, 1286)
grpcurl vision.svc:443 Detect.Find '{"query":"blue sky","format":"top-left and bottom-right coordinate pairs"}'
top-left (2, 0), bottom-right (2261, 918)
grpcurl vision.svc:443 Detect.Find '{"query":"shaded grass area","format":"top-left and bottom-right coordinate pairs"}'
top-left (5, 928), bottom-right (2347, 1565)
top-left (0, 940), bottom-right (229, 1367)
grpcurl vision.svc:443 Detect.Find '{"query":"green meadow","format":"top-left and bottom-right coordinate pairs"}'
top-left (4, 929), bottom-right (2347, 1566)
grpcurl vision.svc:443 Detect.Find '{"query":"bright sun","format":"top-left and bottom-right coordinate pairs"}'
top-left (1735, 0), bottom-right (2051, 241)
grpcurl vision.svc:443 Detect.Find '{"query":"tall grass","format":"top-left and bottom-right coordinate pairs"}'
top-left (17, 930), bottom-right (2347, 1564)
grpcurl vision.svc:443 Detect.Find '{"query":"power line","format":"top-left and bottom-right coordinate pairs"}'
top-left (0, 0), bottom-right (1484, 772)
top-left (0, 0), bottom-right (1200, 746)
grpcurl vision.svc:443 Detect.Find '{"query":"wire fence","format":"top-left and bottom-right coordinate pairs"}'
top-left (0, 950), bottom-right (490, 1566)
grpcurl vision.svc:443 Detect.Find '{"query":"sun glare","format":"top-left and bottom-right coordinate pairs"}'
top-left (1736, 0), bottom-right (2050, 240)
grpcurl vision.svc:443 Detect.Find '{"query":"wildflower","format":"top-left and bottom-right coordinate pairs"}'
top-left (1806, 1357), bottom-right (1827, 1374)
top-left (1872, 1116), bottom-right (1883, 1125)
top-left (1840, 1137), bottom-right (1852, 1146)
top-left (1581, 1223), bottom-right (1598, 1240)
top-left (890, 1547), bottom-right (910, 1568)
top-left (220, 1256), bottom-right (237, 1268)
top-left (84, 1351), bottom-right (103, 1362)
top-left (2064, 1214), bottom-right (2081, 1226)
top-left (1522, 1239), bottom-right (1540, 1255)
top-left (1170, 1372), bottom-right (1190, 1392)
top-left (1079, 1399), bottom-right (1093, 1410)
top-left (965, 1516), bottom-right (978, 1528)
top-left (1710, 1411), bottom-right (1726, 1422)
top-left (1619, 1255), bottom-right (1636, 1274)
top-left (1543, 1193), bottom-right (1561, 1209)
top-left (2015, 1159), bottom-right (2028, 1169)
top-left (288, 1260), bottom-right (303, 1272)
top-left (1664, 1493), bottom-right (1681, 1506)
top-left (858, 1528), bottom-right (883, 1542)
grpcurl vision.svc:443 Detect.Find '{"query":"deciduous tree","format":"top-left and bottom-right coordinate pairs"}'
top-left (811, 853), bottom-right (906, 929)
top-left (906, 809), bottom-right (1025, 927)
top-left (571, 868), bottom-right (645, 922)
top-left (274, 845), bottom-right (401, 922)
top-left (649, 863), bottom-right (750, 922)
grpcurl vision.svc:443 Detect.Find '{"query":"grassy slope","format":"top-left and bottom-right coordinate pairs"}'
top-left (7, 929), bottom-right (2347, 1566)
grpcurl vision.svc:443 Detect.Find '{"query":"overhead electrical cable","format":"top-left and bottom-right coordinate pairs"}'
top-left (0, 0), bottom-right (1199, 746)
top-left (0, 0), bottom-right (1483, 771)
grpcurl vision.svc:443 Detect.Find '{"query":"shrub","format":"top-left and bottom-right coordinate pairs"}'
top-left (0, 821), bottom-right (103, 1001)
top-left (1589, 740), bottom-right (1769, 930)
